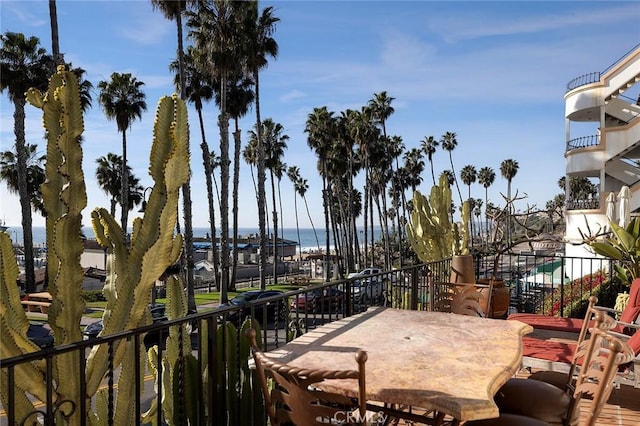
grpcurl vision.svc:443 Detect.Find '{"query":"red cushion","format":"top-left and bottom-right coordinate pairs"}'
top-left (508, 313), bottom-right (586, 334)
top-left (619, 279), bottom-right (640, 324)
top-left (522, 337), bottom-right (576, 363)
top-left (627, 330), bottom-right (640, 355)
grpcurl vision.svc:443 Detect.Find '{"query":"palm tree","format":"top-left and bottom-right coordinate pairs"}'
top-left (440, 131), bottom-right (463, 205)
top-left (170, 46), bottom-right (220, 291)
top-left (251, 118), bottom-right (288, 285)
top-left (0, 144), bottom-right (46, 217)
top-left (368, 91), bottom-right (394, 139)
top-left (287, 166), bottom-right (303, 261)
top-left (187, 0), bottom-right (244, 299)
top-left (460, 164), bottom-right (477, 246)
top-left (500, 158), bottom-right (519, 245)
top-left (151, 0), bottom-right (197, 313)
top-left (1, 32), bottom-right (55, 292)
top-left (348, 107), bottom-right (379, 267)
top-left (241, 2), bottom-right (279, 290)
top-left (420, 135), bottom-right (439, 186)
top-left (48, 0), bottom-right (63, 65)
top-left (215, 71), bottom-right (254, 288)
top-left (477, 166), bottom-right (495, 247)
top-left (306, 106), bottom-right (336, 280)
top-left (403, 148), bottom-right (424, 192)
top-left (95, 153), bottom-right (143, 217)
top-left (97, 72), bottom-right (147, 233)
top-left (95, 153), bottom-right (124, 218)
top-left (460, 165), bottom-right (477, 202)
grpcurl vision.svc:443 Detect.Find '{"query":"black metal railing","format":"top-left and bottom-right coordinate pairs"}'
top-left (566, 71), bottom-right (601, 93)
top-left (0, 254), bottom-right (625, 424)
top-left (566, 196), bottom-right (600, 210)
top-left (566, 43), bottom-right (640, 93)
top-left (566, 134), bottom-right (600, 152)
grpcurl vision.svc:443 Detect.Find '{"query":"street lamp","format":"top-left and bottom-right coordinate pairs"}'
top-left (138, 187), bottom-right (152, 213)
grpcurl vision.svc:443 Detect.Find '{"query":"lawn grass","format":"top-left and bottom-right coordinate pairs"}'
top-left (79, 284), bottom-right (305, 315)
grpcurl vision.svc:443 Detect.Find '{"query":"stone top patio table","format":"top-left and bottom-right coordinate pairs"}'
top-left (265, 307), bottom-right (533, 423)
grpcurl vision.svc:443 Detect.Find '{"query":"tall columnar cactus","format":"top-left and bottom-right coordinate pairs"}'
top-left (406, 174), bottom-right (471, 264)
top-left (0, 66), bottom-right (190, 425)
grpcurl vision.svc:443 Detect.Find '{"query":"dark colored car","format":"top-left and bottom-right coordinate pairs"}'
top-left (27, 323), bottom-right (54, 348)
top-left (217, 290), bottom-right (287, 323)
top-left (82, 303), bottom-right (168, 347)
top-left (290, 288), bottom-right (344, 312)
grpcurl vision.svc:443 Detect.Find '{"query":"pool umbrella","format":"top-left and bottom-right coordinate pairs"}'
top-left (605, 192), bottom-right (617, 227)
top-left (618, 186), bottom-right (630, 228)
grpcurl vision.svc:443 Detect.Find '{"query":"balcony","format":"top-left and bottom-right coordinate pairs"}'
top-left (1, 255), bottom-right (638, 425)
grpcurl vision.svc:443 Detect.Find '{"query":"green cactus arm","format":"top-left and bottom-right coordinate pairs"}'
top-left (0, 368), bottom-right (40, 421)
top-left (0, 231), bottom-right (52, 408)
top-left (112, 340), bottom-right (140, 426)
top-left (0, 232), bottom-right (30, 338)
top-left (26, 68), bottom-right (87, 419)
top-left (87, 95), bottom-right (189, 395)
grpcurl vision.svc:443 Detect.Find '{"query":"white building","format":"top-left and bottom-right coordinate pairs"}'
top-left (564, 44), bottom-right (640, 260)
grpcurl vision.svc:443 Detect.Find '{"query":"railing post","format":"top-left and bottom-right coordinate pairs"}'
top-left (411, 268), bottom-right (419, 310)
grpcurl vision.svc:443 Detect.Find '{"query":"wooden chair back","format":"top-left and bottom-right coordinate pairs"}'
top-left (246, 328), bottom-right (368, 425)
top-left (430, 281), bottom-right (492, 317)
top-left (566, 297), bottom-right (618, 380)
top-left (569, 325), bottom-right (634, 426)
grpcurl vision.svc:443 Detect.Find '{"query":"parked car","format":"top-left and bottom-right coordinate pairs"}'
top-left (351, 279), bottom-right (385, 305)
top-left (348, 267), bottom-right (398, 285)
top-left (27, 323), bottom-right (54, 349)
top-left (290, 287), bottom-right (344, 312)
top-left (217, 290), bottom-right (287, 323)
top-left (82, 303), bottom-right (168, 347)
top-left (347, 267), bottom-right (383, 280)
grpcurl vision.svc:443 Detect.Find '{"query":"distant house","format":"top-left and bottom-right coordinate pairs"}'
top-left (18, 266), bottom-right (106, 293)
top-left (80, 239), bottom-right (107, 270)
top-left (192, 235), bottom-right (298, 264)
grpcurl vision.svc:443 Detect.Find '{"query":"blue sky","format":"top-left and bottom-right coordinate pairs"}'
top-left (1, 1), bottom-right (639, 232)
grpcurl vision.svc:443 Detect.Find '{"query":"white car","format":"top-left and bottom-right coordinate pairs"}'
top-left (351, 279), bottom-right (384, 304)
top-left (348, 267), bottom-right (398, 284)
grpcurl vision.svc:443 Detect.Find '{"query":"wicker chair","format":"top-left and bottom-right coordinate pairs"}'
top-left (430, 281), bottom-right (492, 317)
top-left (465, 324), bottom-right (635, 426)
top-left (246, 328), bottom-right (369, 425)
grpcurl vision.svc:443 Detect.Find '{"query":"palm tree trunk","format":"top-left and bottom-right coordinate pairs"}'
top-left (14, 98), bottom-right (36, 292)
top-left (231, 124), bottom-right (241, 290)
top-left (182, 180), bottom-right (196, 312)
top-left (254, 71), bottom-right (268, 291)
top-left (294, 190), bottom-right (301, 262)
top-left (49, 0), bottom-right (63, 65)
top-left (303, 195), bottom-right (320, 250)
top-left (120, 130), bottom-right (129, 235)
top-left (175, 10), bottom-right (186, 100)
top-left (270, 168), bottom-right (278, 285)
top-left (198, 109), bottom-right (220, 291)
top-left (322, 177), bottom-right (331, 281)
top-left (219, 72), bottom-right (230, 302)
top-left (363, 168), bottom-right (369, 267)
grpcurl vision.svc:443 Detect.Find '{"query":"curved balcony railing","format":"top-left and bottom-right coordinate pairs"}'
top-left (566, 134), bottom-right (600, 152)
top-left (566, 72), bottom-right (600, 93)
top-left (566, 196), bottom-right (600, 211)
top-left (566, 42), bottom-right (640, 93)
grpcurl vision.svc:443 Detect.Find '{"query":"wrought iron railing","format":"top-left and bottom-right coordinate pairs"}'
top-left (0, 254), bottom-right (626, 424)
top-left (566, 71), bottom-right (601, 93)
top-left (566, 196), bottom-right (600, 210)
top-left (565, 42), bottom-right (640, 93)
top-left (566, 134), bottom-right (600, 152)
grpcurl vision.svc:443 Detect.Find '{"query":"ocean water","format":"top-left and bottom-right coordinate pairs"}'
top-left (9, 226), bottom-right (382, 253)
